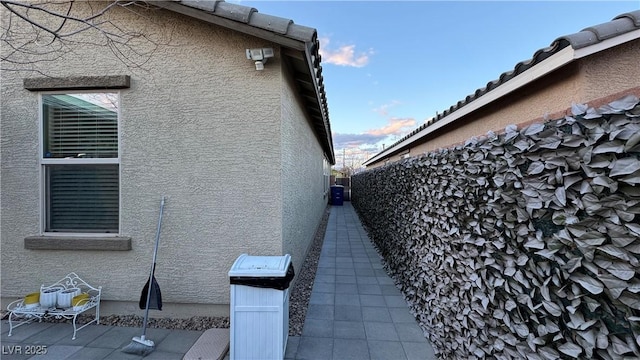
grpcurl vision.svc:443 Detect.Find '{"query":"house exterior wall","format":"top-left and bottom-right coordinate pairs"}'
top-left (367, 38), bottom-right (640, 168)
top-left (0, 4), bottom-right (295, 316)
top-left (279, 63), bottom-right (327, 276)
top-left (582, 39), bottom-right (640, 101)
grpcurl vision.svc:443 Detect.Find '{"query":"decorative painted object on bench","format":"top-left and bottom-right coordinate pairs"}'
top-left (57, 288), bottom-right (81, 309)
top-left (23, 292), bottom-right (40, 309)
top-left (6, 272), bottom-right (102, 340)
top-left (40, 286), bottom-right (63, 308)
top-left (72, 293), bottom-right (90, 311)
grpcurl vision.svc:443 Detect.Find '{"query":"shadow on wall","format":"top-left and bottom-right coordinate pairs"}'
top-left (351, 95), bottom-right (640, 359)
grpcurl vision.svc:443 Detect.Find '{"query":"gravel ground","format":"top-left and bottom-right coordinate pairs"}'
top-left (287, 205), bottom-right (330, 335)
top-left (1, 206), bottom-right (330, 336)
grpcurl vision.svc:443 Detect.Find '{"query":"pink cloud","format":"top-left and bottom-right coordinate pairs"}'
top-left (319, 37), bottom-right (371, 68)
top-left (332, 118), bottom-right (417, 150)
top-left (367, 118), bottom-right (417, 137)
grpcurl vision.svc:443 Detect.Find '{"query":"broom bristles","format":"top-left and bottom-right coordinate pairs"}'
top-left (121, 336), bottom-right (155, 356)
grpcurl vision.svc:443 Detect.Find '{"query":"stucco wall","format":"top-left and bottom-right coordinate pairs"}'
top-left (1, 3), bottom-right (292, 315)
top-left (279, 63), bottom-right (326, 276)
top-left (367, 38), bottom-right (640, 168)
top-left (583, 38), bottom-right (640, 101)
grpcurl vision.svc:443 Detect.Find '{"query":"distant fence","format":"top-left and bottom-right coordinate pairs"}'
top-left (352, 96), bottom-right (640, 359)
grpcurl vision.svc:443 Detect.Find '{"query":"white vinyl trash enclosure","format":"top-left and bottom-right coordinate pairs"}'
top-left (229, 254), bottom-right (295, 360)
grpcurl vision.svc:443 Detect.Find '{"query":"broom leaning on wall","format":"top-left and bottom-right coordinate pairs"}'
top-left (122, 196), bottom-right (166, 356)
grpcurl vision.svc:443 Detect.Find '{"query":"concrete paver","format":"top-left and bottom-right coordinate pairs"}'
top-left (0, 323), bottom-right (203, 360)
top-left (285, 202), bottom-right (436, 360)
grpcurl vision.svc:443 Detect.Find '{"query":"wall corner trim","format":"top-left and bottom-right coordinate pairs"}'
top-left (23, 75), bottom-right (131, 91)
top-left (24, 236), bottom-right (132, 251)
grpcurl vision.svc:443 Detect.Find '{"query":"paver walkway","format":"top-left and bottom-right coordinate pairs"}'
top-left (284, 202), bottom-right (436, 360)
top-left (0, 320), bottom-right (203, 359)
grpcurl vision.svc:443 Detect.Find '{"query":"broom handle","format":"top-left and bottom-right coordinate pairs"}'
top-left (142, 196), bottom-right (165, 337)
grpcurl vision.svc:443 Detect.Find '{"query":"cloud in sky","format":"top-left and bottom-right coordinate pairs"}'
top-left (373, 100), bottom-right (402, 117)
top-left (319, 37), bottom-right (372, 68)
top-left (333, 117), bottom-right (417, 150)
top-left (333, 133), bottom-right (386, 149)
top-left (367, 117), bottom-right (417, 137)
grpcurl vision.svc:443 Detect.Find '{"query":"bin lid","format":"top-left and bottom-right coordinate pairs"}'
top-left (228, 254), bottom-right (292, 277)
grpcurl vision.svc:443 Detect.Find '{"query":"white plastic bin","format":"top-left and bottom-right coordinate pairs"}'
top-left (229, 254), bottom-right (295, 360)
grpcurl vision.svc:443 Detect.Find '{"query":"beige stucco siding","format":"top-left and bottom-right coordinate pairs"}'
top-left (582, 39), bottom-right (640, 101)
top-left (1, 4), bottom-right (288, 314)
top-left (280, 62), bottom-right (326, 276)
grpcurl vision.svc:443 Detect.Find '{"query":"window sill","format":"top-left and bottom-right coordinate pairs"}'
top-left (24, 236), bottom-right (132, 251)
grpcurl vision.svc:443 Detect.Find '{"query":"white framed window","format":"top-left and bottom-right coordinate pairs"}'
top-left (40, 92), bottom-right (120, 234)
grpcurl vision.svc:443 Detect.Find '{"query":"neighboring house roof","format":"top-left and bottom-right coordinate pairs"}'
top-left (150, 0), bottom-right (335, 163)
top-left (363, 10), bottom-right (640, 167)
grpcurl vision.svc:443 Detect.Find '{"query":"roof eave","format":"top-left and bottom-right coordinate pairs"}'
top-left (303, 43), bottom-right (335, 164)
top-left (363, 28), bottom-right (640, 167)
top-left (573, 27), bottom-right (640, 59)
top-left (361, 46), bottom-right (576, 167)
top-left (150, 1), bottom-right (306, 50)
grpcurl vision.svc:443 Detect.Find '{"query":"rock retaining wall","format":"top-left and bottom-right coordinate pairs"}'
top-left (352, 95), bottom-right (640, 359)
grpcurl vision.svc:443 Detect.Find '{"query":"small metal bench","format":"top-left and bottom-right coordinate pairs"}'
top-left (6, 272), bottom-right (102, 340)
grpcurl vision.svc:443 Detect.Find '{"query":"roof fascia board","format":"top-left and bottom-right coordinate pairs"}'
top-left (304, 46), bottom-right (323, 115)
top-left (304, 43), bottom-right (333, 160)
top-left (150, 1), bottom-right (306, 51)
top-left (574, 28), bottom-right (640, 59)
top-left (363, 46), bottom-right (576, 166)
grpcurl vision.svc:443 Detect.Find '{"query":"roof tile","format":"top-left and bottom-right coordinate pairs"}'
top-left (557, 11), bottom-right (640, 48)
top-left (615, 11), bottom-right (640, 26)
top-left (555, 31), bottom-right (596, 49)
top-left (284, 24), bottom-right (317, 43)
top-left (583, 17), bottom-right (638, 41)
top-left (213, 1), bottom-right (256, 23)
top-left (248, 13), bottom-right (292, 35)
top-left (179, 0), bottom-right (220, 13)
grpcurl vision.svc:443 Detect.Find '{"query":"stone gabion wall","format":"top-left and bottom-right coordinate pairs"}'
top-left (352, 95), bottom-right (640, 359)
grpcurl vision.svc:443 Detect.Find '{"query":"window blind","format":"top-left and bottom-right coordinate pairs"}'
top-left (42, 93), bottom-right (120, 233)
top-left (43, 94), bottom-right (118, 158)
top-left (46, 164), bottom-right (119, 232)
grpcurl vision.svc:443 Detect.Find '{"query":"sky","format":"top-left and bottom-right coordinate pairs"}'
top-left (233, 1), bottom-right (640, 168)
